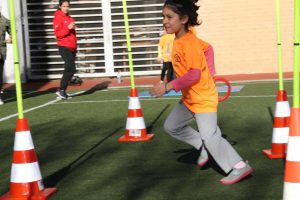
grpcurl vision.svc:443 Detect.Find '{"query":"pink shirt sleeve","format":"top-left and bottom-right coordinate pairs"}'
top-left (204, 45), bottom-right (216, 76)
top-left (170, 69), bottom-right (201, 92)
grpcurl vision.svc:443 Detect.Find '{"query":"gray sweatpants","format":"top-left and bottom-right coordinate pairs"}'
top-left (164, 101), bottom-right (242, 173)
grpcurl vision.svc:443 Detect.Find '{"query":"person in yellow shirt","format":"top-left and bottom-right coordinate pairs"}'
top-left (150, 0), bottom-right (252, 185)
top-left (157, 29), bottom-right (175, 83)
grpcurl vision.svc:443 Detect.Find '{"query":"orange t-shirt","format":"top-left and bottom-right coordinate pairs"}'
top-left (189, 26), bottom-right (198, 36)
top-left (158, 34), bottom-right (175, 62)
top-left (172, 31), bottom-right (218, 113)
top-left (189, 27), bottom-right (211, 55)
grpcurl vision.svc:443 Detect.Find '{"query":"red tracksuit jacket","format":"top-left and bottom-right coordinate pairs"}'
top-left (53, 9), bottom-right (77, 51)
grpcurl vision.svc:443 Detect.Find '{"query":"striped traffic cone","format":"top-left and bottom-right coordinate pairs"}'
top-left (1, 118), bottom-right (57, 200)
top-left (118, 88), bottom-right (154, 142)
top-left (263, 90), bottom-right (290, 158)
top-left (283, 108), bottom-right (300, 200)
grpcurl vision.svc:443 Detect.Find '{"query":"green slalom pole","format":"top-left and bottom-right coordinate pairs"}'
top-left (275, 0), bottom-right (284, 91)
top-left (293, 0), bottom-right (300, 108)
top-left (122, 0), bottom-right (135, 89)
top-left (8, 0), bottom-right (24, 118)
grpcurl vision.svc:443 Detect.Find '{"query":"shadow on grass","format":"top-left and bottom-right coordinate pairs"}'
top-left (70, 81), bottom-right (111, 97)
top-left (2, 87), bottom-right (58, 104)
top-left (218, 119), bottom-right (237, 146)
top-left (175, 148), bottom-right (226, 176)
top-left (2, 80), bottom-right (111, 104)
top-left (175, 148), bottom-right (254, 182)
top-left (222, 134), bottom-right (237, 146)
top-left (43, 126), bottom-right (122, 187)
top-left (268, 106), bottom-right (274, 124)
top-left (147, 104), bottom-right (170, 133)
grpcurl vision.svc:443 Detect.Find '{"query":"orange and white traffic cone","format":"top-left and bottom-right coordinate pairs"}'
top-left (118, 88), bottom-right (154, 142)
top-left (283, 108), bottom-right (300, 200)
top-left (263, 90), bottom-right (290, 158)
top-left (0, 118), bottom-right (57, 200)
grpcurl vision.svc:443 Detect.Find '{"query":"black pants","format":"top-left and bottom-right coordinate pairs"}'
top-left (160, 61), bottom-right (174, 83)
top-left (58, 46), bottom-right (76, 91)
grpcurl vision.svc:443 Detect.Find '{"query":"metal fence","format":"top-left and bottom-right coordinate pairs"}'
top-left (22, 0), bottom-right (163, 80)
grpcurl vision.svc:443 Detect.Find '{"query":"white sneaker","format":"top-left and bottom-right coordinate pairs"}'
top-left (197, 147), bottom-right (209, 167)
top-left (0, 98), bottom-right (4, 105)
top-left (56, 90), bottom-right (72, 100)
top-left (220, 163), bottom-right (253, 184)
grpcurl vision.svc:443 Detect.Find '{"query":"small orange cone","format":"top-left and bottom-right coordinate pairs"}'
top-left (283, 108), bottom-right (300, 199)
top-left (263, 90), bottom-right (290, 158)
top-left (118, 88), bottom-right (154, 142)
top-left (0, 118), bottom-right (57, 200)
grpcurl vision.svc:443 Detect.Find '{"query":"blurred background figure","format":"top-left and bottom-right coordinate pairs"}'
top-left (0, 3), bottom-right (11, 105)
top-left (157, 28), bottom-right (175, 83)
top-left (53, 0), bottom-right (77, 100)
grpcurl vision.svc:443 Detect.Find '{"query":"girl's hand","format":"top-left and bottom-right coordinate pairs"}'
top-left (149, 82), bottom-right (166, 97)
top-left (68, 22), bottom-right (76, 29)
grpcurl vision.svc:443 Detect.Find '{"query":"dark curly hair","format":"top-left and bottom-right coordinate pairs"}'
top-left (59, 0), bottom-right (70, 7)
top-left (163, 0), bottom-right (200, 30)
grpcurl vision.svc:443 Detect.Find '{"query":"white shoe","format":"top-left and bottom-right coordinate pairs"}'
top-left (56, 90), bottom-right (72, 100)
top-left (220, 163), bottom-right (253, 184)
top-left (197, 147), bottom-right (209, 167)
top-left (0, 98), bottom-right (4, 105)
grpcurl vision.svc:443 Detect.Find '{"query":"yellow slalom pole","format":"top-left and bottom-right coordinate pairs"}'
top-left (121, 0), bottom-right (135, 89)
top-left (275, 0), bottom-right (284, 90)
top-left (8, 0), bottom-right (24, 119)
top-left (118, 0), bottom-right (154, 142)
top-left (293, 0), bottom-right (300, 108)
top-left (282, 2), bottom-right (300, 200)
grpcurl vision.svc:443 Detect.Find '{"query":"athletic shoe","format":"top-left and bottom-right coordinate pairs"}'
top-left (220, 163), bottom-right (253, 184)
top-left (197, 147), bottom-right (209, 167)
top-left (56, 90), bottom-right (71, 100)
top-left (0, 97), bottom-right (3, 105)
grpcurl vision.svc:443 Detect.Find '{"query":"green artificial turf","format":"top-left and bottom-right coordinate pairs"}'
top-left (0, 80), bottom-right (294, 199)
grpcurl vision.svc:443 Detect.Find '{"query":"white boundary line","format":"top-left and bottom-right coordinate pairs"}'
top-left (107, 79), bottom-right (293, 89)
top-left (0, 99), bottom-right (60, 123)
top-left (0, 92), bottom-right (291, 123)
top-left (53, 94), bottom-right (284, 105)
top-left (0, 91), bottom-right (84, 123)
top-left (229, 78), bottom-right (292, 84)
top-left (3, 91), bottom-right (39, 102)
top-left (53, 97), bottom-right (180, 105)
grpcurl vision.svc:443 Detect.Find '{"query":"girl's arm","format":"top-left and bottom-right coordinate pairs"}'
top-left (149, 69), bottom-right (200, 97)
top-left (169, 69), bottom-right (201, 92)
top-left (198, 39), bottom-right (216, 76)
top-left (204, 45), bottom-right (216, 76)
top-left (149, 69), bottom-right (201, 97)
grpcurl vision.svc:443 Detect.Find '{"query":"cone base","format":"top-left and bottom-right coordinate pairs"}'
top-left (0, 188), bottom-right (57, 200)
top-left (118, 133), bottom-right (154, 142)
top-left (262, 149), bottom-right (286, 159)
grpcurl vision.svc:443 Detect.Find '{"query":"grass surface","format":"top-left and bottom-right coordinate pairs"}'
top-left (0, 80), bottom-right (293, 200)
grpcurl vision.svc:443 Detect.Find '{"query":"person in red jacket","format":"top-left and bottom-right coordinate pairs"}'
top-left (53, 0), bottom-right (77, 100)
